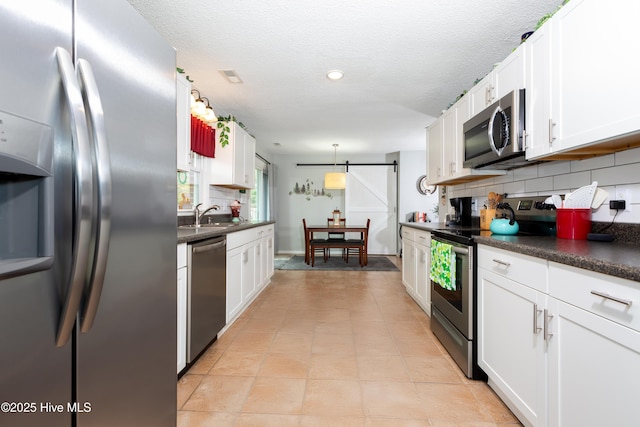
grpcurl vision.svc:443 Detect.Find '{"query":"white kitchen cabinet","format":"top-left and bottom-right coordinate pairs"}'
top-left (478, 246), bottom-right (548, 427)
top-left (401, 227), bottom-right (417, 293)
top-left (257, 225), bottom-right (274, 290)
top-left (524, 22), bottom-right (553, 160)
top-left (527, 0), bottom-right (640, 160)
top-left (176, 73), bottom-right (204, 173)
top-left (469, 45), bottom-right (526, 116)
top-left (176, 243), bottom-right (188, 373)
top-left (478, 268), bottom-right (547, 427)
top-left (426, 118), bottom-right (443, 183)
top-left (468, 74), bottom-right (494, 117)
top-left (226, 245), bottom-right (244, 322)
top-left (546, 262), bottom-right (640, 427)
top-left (413, 230), bottom-right (430, 313)
top-left (210, 121), bottom-right (255, 189)
top-left (241, 243), bottom-right (257, 303)
top-left (265, 226), bottom-right (274, 281)
top-left (426, 91), bottom-right (505, 186)
top-left (401, 226), bottom-right (430, 314)
top-left (479, 244), bottom-right (640, 427)
top-left (225, 224), bottom-right (274, 325)
top-left (176, 74), bottom-right (191, 172)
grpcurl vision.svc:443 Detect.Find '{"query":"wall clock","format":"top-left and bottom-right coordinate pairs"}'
top-left (416, 175), bottom-right (437, 195)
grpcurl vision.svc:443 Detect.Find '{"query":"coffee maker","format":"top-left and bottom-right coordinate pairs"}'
top-left (448, 197), bottom-right (472, 226)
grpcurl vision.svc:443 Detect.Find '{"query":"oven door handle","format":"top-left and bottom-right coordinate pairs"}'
top-left (431, 238), bottom-right (470, 255)
top-left (452, 246), bottom-right (469, 255)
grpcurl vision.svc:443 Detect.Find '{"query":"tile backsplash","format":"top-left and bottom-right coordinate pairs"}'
top-left (207, 186), bottom-right (250, 217)
top-left (447, 147), bottom-right (640, 224)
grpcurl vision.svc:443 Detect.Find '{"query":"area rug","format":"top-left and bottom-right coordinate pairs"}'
top-left (275, 255), bottom-right (399, 271)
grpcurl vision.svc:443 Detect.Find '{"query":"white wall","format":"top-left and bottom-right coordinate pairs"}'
top-left (274, 152), bottom-right (410, 254)
top-left (446, 147), bottom-right (640, 224)
top-left (398, 151), bottom-right (439, 222)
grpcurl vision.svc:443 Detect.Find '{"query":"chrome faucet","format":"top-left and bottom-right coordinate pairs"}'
top-left (194, 203), bottom-right (221, 226)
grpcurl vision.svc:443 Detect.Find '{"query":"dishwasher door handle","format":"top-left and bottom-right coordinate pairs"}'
top-left (193, 240), bottom-right (226, 254)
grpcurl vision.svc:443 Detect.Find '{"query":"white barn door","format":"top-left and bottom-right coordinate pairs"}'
top-left (345, 166), bottom-right (397, 255)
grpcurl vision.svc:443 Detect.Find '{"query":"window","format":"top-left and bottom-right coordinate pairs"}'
top-left (250, 156), bottom-right (269, 220)
top-left (177, 170), bottom-right (199, 212)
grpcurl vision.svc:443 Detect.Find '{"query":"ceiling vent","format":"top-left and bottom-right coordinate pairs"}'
top-left (220, 69), bottom-right (243, 84)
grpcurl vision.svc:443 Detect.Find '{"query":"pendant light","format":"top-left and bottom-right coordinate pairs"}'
top-left (324, 144), bottom-right (346, 189)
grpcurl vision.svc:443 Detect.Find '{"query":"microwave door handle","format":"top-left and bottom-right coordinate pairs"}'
top-left (488, 105), bottom-right (506, 156)
top-left (77, 59), bottom-right (112, 333)
top-left (55, 48), bottom-right (94, 347)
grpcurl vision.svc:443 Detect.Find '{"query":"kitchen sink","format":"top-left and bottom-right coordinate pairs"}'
top-left (178, 222), bottom-right (240, 229)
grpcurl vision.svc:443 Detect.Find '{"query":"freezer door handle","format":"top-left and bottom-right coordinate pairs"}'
top-left (77, 59), bottom-right (112, 333)
top-left (54, 48), bottom-right (94, 347)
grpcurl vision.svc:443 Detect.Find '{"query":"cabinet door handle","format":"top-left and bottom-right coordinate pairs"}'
top-left (492, 259), bottom-right (511, 267)
top-left (543, 309), bottom-right (553, 341)
top-left (590, 290), bottom-right (633, 307)
top-left (533, 303), bottom-right (542, 334)
top-left (548, 119), bottom-right (557, 144)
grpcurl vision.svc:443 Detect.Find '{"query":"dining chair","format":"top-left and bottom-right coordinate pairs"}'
top-left (345, 218), bottom-right (370, 265)
top-left (327, 217), bottom-right (346, 259)
top-left (302, 218), bottom-right (327, 264)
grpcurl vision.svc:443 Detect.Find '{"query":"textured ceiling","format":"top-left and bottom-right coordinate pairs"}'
top-left (127, 0), bottom-right (560, 155)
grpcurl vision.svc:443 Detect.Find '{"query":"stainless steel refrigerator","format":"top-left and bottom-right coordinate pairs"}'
top-left (0, 1), bottom-right (177, 426)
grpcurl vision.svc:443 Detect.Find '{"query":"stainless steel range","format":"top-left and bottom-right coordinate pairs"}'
top-left (430, 195), bottom-right (556, 379)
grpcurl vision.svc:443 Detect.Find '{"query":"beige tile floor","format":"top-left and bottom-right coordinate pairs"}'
top-left (177, 256), bottom-right (522, 427)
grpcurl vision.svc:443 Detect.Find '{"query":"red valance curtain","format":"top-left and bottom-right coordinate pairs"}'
top-left (190, 115), bottom-right (216, 158)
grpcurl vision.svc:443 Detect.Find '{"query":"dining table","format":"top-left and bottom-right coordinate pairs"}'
top-left (305, 223), bottom-right (369, 266)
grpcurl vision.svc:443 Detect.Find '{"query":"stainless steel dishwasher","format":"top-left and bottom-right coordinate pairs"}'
top-left (187, 235), bottom-right (226, 363)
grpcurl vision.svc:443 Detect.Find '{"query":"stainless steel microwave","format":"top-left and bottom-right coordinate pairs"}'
top-left (463, 89), bottom-right (526, 170)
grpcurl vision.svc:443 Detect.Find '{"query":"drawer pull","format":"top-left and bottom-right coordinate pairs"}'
top-left (544, 309), bottom-right (553, 341)
top-left (492, 259), bottom-right (511, 267)
top-left (590, 291), bottom-right (633, 307)
top-left (533, 303), bottom-right (542, 334)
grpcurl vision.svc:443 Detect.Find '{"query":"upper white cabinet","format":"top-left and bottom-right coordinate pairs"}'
top-left (176, 74), bottom-right (191, 172)
top-left (426, 118), bottom-right (443, 183)
top-left (176, 73), bottom-right (204, 172)
top-left (209, 121), bottom-right (255, 189)
top-left (527, 0), bottom-right (640, 160)
top-left (426, 95), bottom-right (505, 185)
top-left (469, 45), bottom-right (526, 116)
top-left (524, 22), bottom-right (553, 159)
top-left (425, 45), bottom-right (522, 186)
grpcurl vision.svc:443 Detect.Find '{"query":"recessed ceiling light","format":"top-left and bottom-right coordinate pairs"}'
top-left (326, 70), bottom-right (344, 80)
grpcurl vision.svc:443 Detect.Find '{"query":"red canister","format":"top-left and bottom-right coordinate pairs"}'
top-left (556, 208), bottom-right (592, 240)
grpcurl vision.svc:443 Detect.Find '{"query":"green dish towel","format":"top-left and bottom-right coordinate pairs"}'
top-left (430, 240), bottom-right (456, 291)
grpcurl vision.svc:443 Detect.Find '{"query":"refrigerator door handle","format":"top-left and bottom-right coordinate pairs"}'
top-left (55, 48), bottom-right (95, 347)
top-left (77, 59), bottom-right (112, 333)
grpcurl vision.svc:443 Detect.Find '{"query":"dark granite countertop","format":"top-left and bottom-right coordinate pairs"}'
top-left (400, 222), bottom-right (640, 283)
top-left (177, 220), bottom-right (275, 244)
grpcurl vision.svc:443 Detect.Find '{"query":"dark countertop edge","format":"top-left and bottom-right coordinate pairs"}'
top-left (177, 220), bottom-right (276, 244)
top-left (400, 222), bottom-right (640, 283)
top-left (474, 236), bottom-right (640, 283)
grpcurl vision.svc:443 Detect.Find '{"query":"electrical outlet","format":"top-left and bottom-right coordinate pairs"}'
top-left (614, 189), bottom-right (630, 211)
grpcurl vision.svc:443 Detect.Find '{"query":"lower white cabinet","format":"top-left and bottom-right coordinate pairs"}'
top-left (479, 245), bottom-right (640, 427)
top-left (478, 268), bottom-right (547, 427)
top-left (225, 224), bottom-right (274, 325)
top-left (401, 226), bottom-right (430, 314)
top-left (546, 262), bottom-right (640, 427)
top-left (177, 243), bottom-right (187, 374)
